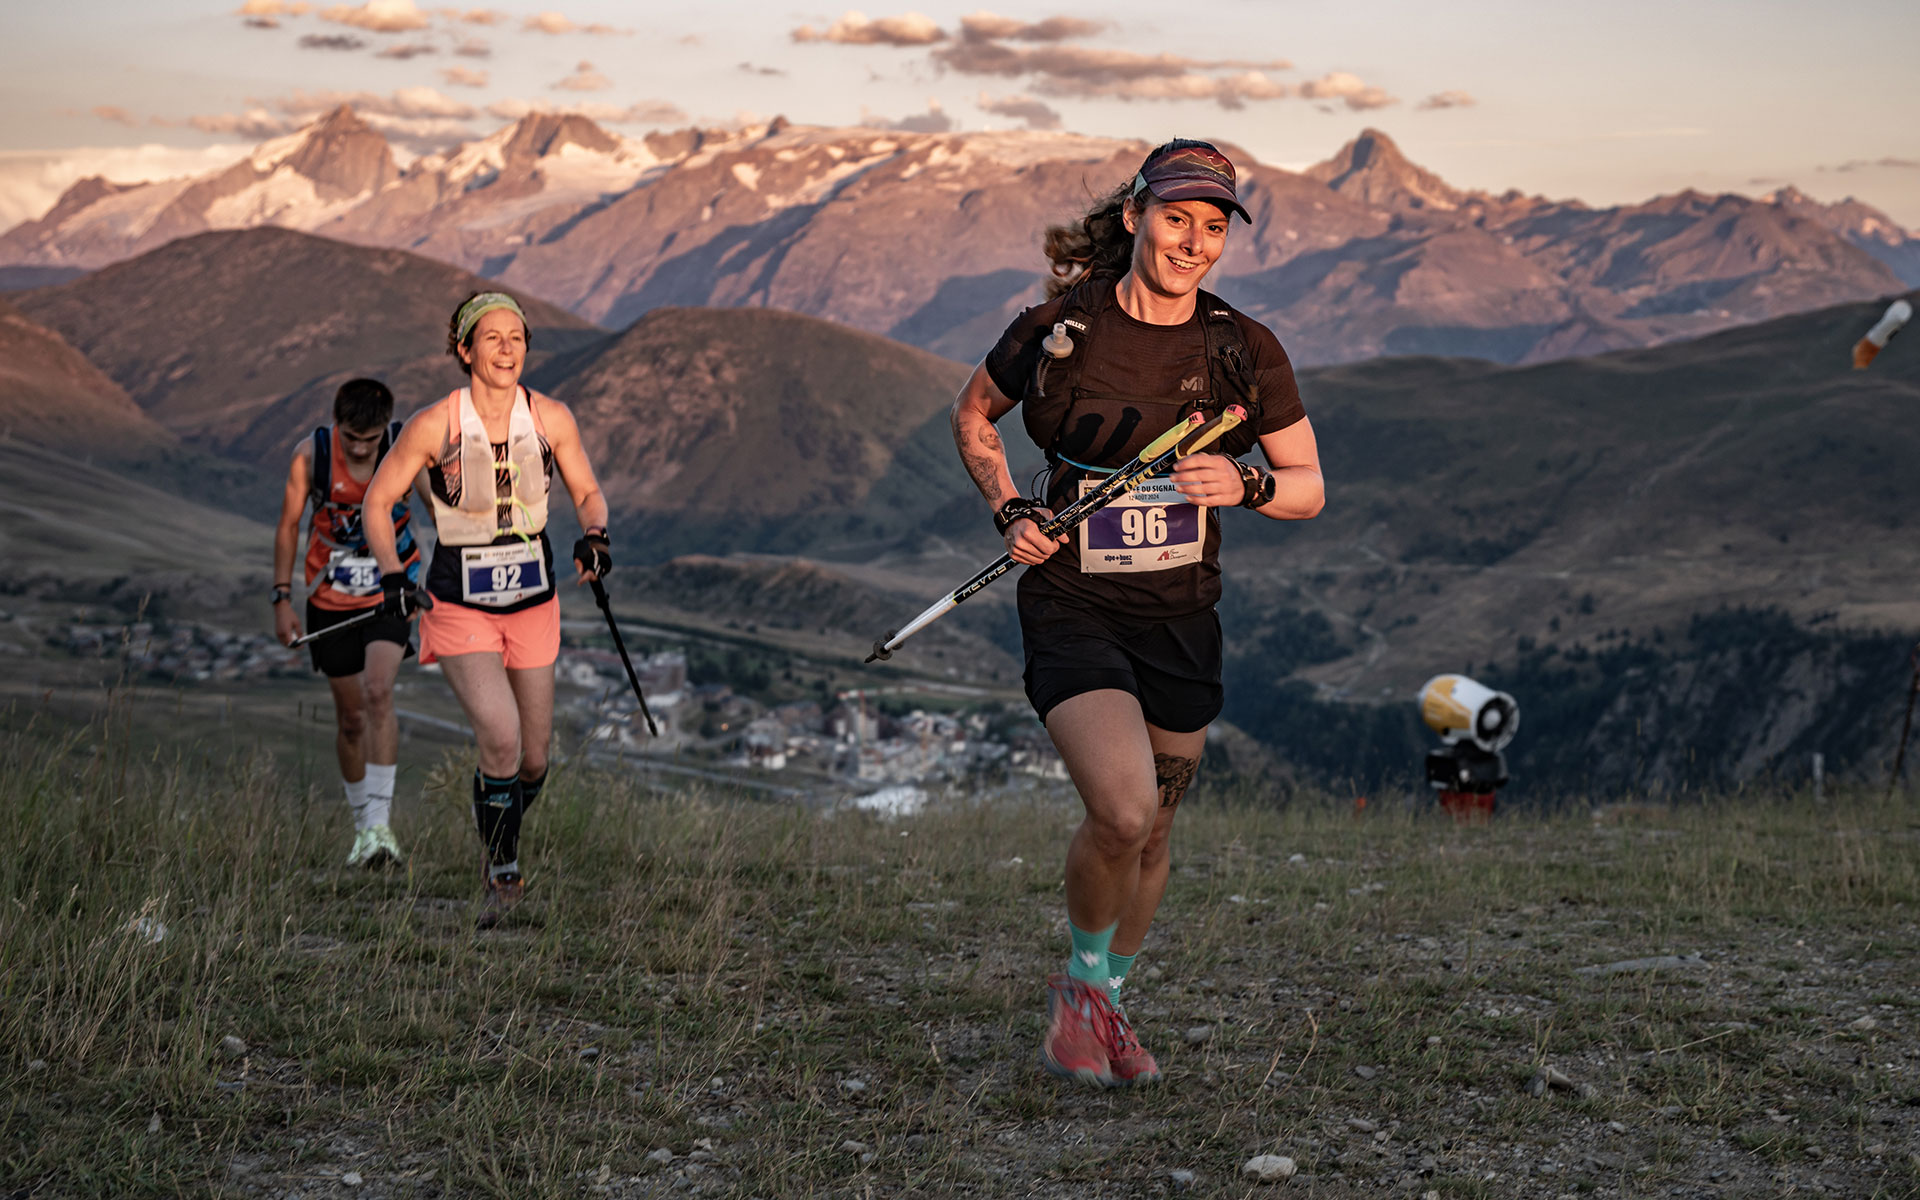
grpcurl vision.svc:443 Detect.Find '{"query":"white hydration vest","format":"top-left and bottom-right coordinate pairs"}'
top-left (432, 387), bottom-right (550, 548)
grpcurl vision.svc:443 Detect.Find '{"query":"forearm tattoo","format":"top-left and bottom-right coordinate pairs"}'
top-left (1155, 753), bottom-right (1199, 809)
top-left (956, 417), bottom-right (1010, 507)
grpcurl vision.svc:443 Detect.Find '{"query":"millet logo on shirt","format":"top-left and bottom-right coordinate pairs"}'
top-left (1179, 375), bottom-right (1205, 392)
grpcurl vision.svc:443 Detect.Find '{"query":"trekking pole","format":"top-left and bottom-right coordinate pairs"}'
top-left (866, 405), bottom-right (1246, 663)
top-left (590, 577), bottom-right (659, 737)
top-left (289, 606), bottom-right (386, 648)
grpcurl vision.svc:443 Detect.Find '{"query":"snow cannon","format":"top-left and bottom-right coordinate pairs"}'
top-left (1853, 298), bottom-right (1912, 369)
top-left (1418, 674), bottom-right (1518, 823)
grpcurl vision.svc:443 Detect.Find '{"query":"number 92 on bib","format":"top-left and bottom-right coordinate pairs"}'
top-left (1078, 478), bottom-right (1203, 574)
top-left (460, 541), bottom-right (547, 607)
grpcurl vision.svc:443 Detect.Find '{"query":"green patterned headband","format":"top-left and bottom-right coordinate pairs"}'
top-left (454, 292), bottom-right (528, 344)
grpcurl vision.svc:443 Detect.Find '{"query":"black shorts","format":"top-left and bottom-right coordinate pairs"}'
top-left (1019, 590), bottom-right (1223, 733)
top-left (306, 600), bottom-right (414, 679)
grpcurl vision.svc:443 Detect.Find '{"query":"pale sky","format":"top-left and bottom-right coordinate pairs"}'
top-left (2, 0), bottom-right (1916, 230)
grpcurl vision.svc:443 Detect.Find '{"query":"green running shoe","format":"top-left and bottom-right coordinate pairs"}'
top-left (346, 825), bottom-right (404, 869)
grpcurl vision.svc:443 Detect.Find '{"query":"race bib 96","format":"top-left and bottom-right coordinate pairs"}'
top-left (1078, 478), bottom-right (1203, 574)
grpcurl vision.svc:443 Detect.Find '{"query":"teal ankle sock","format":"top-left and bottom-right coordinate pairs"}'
top-left (1067, 920), bottom-right (1117, 986)
top-left (1106, 949), bottom-right (1138, 1000)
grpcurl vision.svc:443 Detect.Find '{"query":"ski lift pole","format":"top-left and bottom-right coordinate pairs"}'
top-left (866, 405), bottom-right (1246, 663)
top-left (590, 577), bottom-right (659, 737)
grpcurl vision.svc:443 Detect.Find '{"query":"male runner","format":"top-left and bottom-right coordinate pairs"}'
top-left (272, 378), bottom-right (424, 867)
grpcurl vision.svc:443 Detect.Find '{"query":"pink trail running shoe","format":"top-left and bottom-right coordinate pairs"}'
top-left (1042, 974), bottom-right (1115, 1086)
top-left (1102, 1003), bottom-right (1161, 1086)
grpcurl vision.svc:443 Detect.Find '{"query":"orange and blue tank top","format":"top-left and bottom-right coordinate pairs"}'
top-left (304, 422), bottom-right (420, 611)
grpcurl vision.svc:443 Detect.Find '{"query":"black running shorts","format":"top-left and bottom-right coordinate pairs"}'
top-left (305, 600), bottom-right (414, 679)
top-left (1018, 587), bottom-right (1223, 733)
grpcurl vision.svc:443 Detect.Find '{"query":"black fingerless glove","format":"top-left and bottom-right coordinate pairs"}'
top-left (994, 498), bottom-right (1043, 536)
top-left (573, 528), bottom-right (612, 578)
top-left (379, 573), bottom-right (431, 618)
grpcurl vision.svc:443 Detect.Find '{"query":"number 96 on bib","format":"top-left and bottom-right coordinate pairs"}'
top-left (1078, 478), bottom-right (1203, 575)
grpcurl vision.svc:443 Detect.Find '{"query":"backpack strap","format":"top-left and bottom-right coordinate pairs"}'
top-left (307, 425), bottom-right (331, 511)
top-left (1196, 289), bottom-right (1260, 441)
top-left (1028, 277), bottom-right (1112, 464)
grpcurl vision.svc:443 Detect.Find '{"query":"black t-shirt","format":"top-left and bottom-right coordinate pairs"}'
top-left (984, 283), bottom-right (1307, 621)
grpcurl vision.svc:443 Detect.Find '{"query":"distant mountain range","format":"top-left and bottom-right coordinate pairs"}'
top-left (5, 107), bottom-right (1915, 367)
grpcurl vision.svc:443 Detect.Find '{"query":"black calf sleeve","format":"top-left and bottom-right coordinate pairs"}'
top-left (473, 770), bottom-right (523, 866)
top-left (517, 768), bottom-right (548, 816)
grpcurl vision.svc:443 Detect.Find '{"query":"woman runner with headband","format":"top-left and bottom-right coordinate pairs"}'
top-left (953, 139), bottom-right (1324, 1085)
top-left (363, 290), bottom-right (614, 929)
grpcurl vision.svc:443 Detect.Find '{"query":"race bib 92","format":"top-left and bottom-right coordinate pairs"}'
top-left (460, 542), bottom-right (546, 607)
top-left (1079, 478), bottom-right (1203, 574)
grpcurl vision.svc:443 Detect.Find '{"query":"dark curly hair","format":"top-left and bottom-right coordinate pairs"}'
top-left (1041, 181), bottom-right (1140, 300)
top-left (446, 290), bottom-right (533, 375)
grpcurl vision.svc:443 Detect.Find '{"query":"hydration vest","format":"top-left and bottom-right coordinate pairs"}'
top-left (1021, 278), bottom-right (1263, 469)
top-left (304, 420), bottom-right (417, 608)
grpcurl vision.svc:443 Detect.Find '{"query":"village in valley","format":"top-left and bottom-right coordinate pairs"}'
top-left (53, 611), bottom-right (1066, 800)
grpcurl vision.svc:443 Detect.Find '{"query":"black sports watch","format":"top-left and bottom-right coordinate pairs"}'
top-left (270, 583), bottom-right (292, 606)
top-left (1235, 461), bottom-right (1277, 509)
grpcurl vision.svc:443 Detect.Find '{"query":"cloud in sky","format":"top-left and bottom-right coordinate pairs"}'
top-left (792, 11), bottom-right (946, 46)
top-left (868, 99), bottom-right (953, 133)
top-left (738, 62), bottom-right (786, 76)
top-left (183, 108), bottom-right (300, 138)
top-left (977, 92), bottom-right (1062, 130)
top-left (1417, 90), bottom-right (1474, 111)
top-left (957, 12), bottom-right (1104, 42)
top-left (551, 61), bottom-right (611, 92)
top-left (320, 0), bottom-right (430, 32)
top-left (238, 0), bottom-right (311, 15)
top-left (376, 40), bottom-right (437, 58)
top-left (453, 37), bottom-right (490, 56)
top-left (440, 64), bottom-right (488, 87)
top-left (522, 11), bottom-right (624, 35)
top-left (245, 16), bottom-right (280, 28)
top-left (450, 7), bottom-right (506, 23)
top-left (299, 32), bottom-right (366, 49)
top-left (89, 106), bottom-right (138, 127)
top-left (1821, 156), bottom-right (1920, 173)
top-left (485, 97), bottom-right (686, 125)
top-left (1297, 71), bottom-right (1396, 111)
top-left (269, 85), bottom-right (477, 119)
top-left (933, 39), bottom-right (1294, 108)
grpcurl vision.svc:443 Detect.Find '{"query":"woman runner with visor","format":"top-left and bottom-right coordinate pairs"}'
top-left (952, 140), bottom-right (1324, 1085)
top-left (362, 290), bottom-right (615, 929)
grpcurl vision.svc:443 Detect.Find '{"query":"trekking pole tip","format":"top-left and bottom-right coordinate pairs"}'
top-left (866, 634), bottom-right (896, 663)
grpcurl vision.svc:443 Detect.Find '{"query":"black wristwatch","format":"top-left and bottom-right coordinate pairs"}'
top-left (1235, 461), bottom-right (1277, 509)
top-left (994, 497), bottom-right (1044, 535)
top-left (270, 584), bottom-right (292, 606)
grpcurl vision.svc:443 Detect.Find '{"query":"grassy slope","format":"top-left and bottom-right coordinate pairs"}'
top-left (4, 714), bottom-right (1917, 1198)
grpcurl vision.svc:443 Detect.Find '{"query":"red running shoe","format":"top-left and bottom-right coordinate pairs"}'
top-left (1042, 974), bottom-right (1114, 1086)
top-left (1102, 1002), bottom-right (1161, 1086)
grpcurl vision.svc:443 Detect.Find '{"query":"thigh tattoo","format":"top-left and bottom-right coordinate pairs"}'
top-left (1155, 753), bottom-right (1199, 809)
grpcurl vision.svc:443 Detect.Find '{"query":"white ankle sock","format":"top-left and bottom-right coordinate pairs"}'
top-left (363, 763), bottom-right (396, 829)
top-left (342, 775), bottom-right (369, 829)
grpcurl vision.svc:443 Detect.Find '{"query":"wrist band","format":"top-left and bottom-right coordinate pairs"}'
top-left (994, 498), bottom-right (1042, 535)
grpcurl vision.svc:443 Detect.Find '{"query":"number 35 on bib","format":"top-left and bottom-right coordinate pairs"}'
top-left (1078, 478), bottom-right (1204, 574)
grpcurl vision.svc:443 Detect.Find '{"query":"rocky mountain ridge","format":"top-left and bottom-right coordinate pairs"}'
top-left (5, 112), bottom-right (1915, 368)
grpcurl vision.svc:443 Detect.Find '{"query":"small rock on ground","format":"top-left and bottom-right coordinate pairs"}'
top-left (1169, 1168), bottom-right (1197, 1189)
top-left (219, 1036), bottom-right (247, 1059)
top-left (341, 1172), bottom-right (362, 1187)
top-left (1241, 1155), bottom-right (1297, 1182)
top-left (646, 1148), bottom-right (674, 1165)
top-left (838, 1140), bottom-right (868, 1154)
top-left (1183, 1025), bottom-right (1214, 1045)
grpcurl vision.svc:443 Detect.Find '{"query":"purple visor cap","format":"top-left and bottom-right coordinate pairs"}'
top-left (1132, 142), bottom-right (1251, 223)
